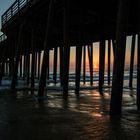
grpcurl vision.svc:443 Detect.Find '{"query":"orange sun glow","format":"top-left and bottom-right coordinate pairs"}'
top-left (94, 64), bottom-right (97, 68)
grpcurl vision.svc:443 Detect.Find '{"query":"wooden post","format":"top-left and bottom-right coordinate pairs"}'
top-left (83, 46), bottom-right (86, 84)
top-left (112, 39), bottom-right (116, 78)
top-left (88, 45), bottom-right (93, 86)
top-left (6, 60), bottom-right (8, 77)
top-left (63, 0), bottom-right (70, 99)
top-left (108, 40), bottom-right (111, 85)
top-left (34, 52), bottom-right (36, 78)
top-left (35, 52), bottom-right (37, 78)
top-left (53, 47), bottom-right (58, 84)
top-left (38, 0), bottom-right (56, 97)
top-left (9, 42), bottom-right (14, 78)
top-left (11, 24), bottom-right (24, 89)
top-left (137, 34), bottom-right (140, 109)
top-left (26, 51), bottom-right (30, 86)
top-left (3, 63), bottom-right (6, 76)
top-left (23, 54), bottom-right (26, 80)
top-left (5, 61), bottom-right (8, 76)
top-left (0, 61), bottom-right (5, 85)
top-left (63, 46), bottom-right (70, 99)
top-left (99, 40), bottom-right (105, 93)
top-left (60, 46), bottom-right (63, 86)
top-left (0, 60), bottom-right (5, 85)
top-left (91, 44), bottom-right (93, 85)
top-left (0, 47), bottom-right (6, 85)
top-left (31, 30), bottom-right (35, 88)
top-left (75, 46), bottom-right (82, 96)
top-left (9, 57), bottom-right (14, 77)
top-left (19, 55), bottom-right (22, 78)
top-left (137, 7), bottom-right (140, 109)
top-left (110, 0), bottom-right (130, 115)
top-left (47, 51), bottom-right (50, 81)
top-left (129, 35), bottom-right (136, 88)
top-left (112, 40), bottom-right (116, 59)
top-left (8, 61), bottom-right (10, 76)
top-left (38, 51), bottom-right (41, 80)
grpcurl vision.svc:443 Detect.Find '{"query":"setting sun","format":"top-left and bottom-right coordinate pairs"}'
top-left (94, 64), bottom-right (99, 69)
top-left (94, 64), bottom-right (97, 68)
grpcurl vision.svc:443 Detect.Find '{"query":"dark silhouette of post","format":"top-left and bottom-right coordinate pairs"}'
top-left (112, 40), bottom-right (116, 60)
top-left (108, 40), bottom-right (111, 85)
top-left (75, 45), bottom-right (82, 96)
top-left (53, 47), bottom-right (58, 84)
top-left (11, 24), bottom-right (24, 89)
top-left (83, 46), bottom-right (86, 84)
top-left (129, 35), bottom-right (136, 88)
top-left (31, 29), bottom-right (35, 88)
top-left (23, 54), bottom-right (26, 80)
top-left (35, 52), bottom-right (37, 78)
top-left (46, 51), bottom-right (50, 82)
top-left (59, 46), bottom-right (63, 86)
top-left (5, 61), bottom-right (8, 76)
top-left (63, 0), bottom-right (70, 99)
top-left (110, 0), bottom-right (130, 115)
top-left (137, 15), bottom-right (140, 109)
top-left (8, 42), bottom-right (14, 77)
top-left (88, 45), bottom-right (93, 86)
top-left (19, 56), bottom-right (22, 77)
top-left (9, 56), bottom-right (14, 77)
top-left (38, 51), bottom-right (41, 80)
top-left (0, 46), bottom-right (6, 85)
top-left (99, 40), bottom-right (105, 93)
top-left (26, 51), bottom-right (30, 86)
top-left (38, 0), bottom-right (56, 97)
top-left (112, 39), bottom-right (116, 78)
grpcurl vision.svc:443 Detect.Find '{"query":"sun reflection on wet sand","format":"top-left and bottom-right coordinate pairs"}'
top-left (91, 112), bottom-right (103, 118)
top-left (0, 87), bottom-right (140, 139)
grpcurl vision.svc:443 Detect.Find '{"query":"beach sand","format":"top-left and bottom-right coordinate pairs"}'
top-left (0, 84), bottom-right (140, 140)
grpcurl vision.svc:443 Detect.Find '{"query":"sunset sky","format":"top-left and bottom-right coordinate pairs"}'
top-left (48, 36), bottom-right (137, 73)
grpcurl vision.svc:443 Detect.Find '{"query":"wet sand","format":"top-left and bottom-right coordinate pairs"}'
top-left (0, 87), bottom-right (140, 140)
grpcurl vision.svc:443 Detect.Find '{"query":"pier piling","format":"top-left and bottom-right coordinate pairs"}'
top-left (129, 35), bottom-right (136, 88)
top-left (99, 40), bottom-right (105, 94)
top-left (110, 0), bottom-right (130, 115)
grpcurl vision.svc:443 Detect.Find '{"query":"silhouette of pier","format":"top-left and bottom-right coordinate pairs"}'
top-left (0, 0), bottom-right (138, 115)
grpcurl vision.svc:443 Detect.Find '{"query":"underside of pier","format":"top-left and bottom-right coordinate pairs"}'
top-left (0, 0), bottom-right (138, 115)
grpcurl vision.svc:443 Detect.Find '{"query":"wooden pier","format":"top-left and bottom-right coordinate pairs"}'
top-left (0, 0), bottom-right (138, 115)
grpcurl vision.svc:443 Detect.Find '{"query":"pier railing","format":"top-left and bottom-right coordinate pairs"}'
top-left (2, 0), bottom-right (31, 26)
top-left (0, 34), bottom-right (7, 43)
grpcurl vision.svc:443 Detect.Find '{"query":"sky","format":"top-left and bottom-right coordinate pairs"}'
top-left (0, 0), bottom-right (15, 35)
top-left (0, 0), bottom-right (137, 70)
